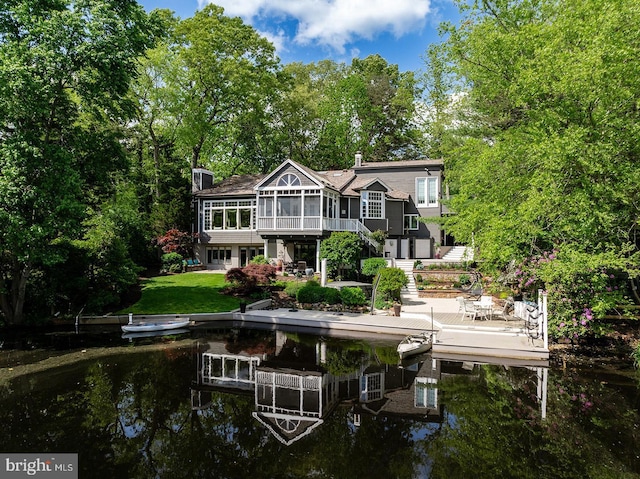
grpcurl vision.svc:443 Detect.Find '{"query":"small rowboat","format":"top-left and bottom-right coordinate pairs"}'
top-left (397, 332), bottom-right (433, 359)
top-left (122, 328), bottom-right (190, 340)
top-left (121, 318), bottom-right (191, 333)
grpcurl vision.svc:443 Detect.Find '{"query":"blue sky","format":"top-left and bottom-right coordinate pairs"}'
top-left (137, 0), bottom-right (462, 73)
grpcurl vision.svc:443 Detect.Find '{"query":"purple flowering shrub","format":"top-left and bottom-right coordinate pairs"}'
top-left (514, 248), bottom-right (629, 341)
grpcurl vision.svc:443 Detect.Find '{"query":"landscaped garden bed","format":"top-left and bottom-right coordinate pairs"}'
top-left (413, 264), bottom-right (479, 298)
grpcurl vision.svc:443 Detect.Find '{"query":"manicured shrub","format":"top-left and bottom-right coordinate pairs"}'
top-left (285, 280), bottom-right (305, 298)
top-left (361, 257), bottom-right (387, 278)
top-left (297, 281), bottom-right (325, 304)
top-left (225, 268), bottom-right (255, 290)
top-left (324, 287), bottom-right (341, 304)
top-left (243, 263), bottom-right (276, 285)
top-left (249, 254), bottom-right (269, 265)
top-left (340, 287), bottom-right (366, 306)
top-left (161, 252), bottom-right (183, 273)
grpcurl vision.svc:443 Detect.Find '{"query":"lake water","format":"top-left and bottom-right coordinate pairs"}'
top-left (1, 324), bottom-right (639, 478)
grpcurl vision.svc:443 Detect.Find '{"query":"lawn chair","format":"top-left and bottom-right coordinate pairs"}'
top-left (493, 297), bottom-right (515, 321)
top-left (476, 295), bottom-right (494, 319)
top-left (458, 297), bottom-right (479, 322)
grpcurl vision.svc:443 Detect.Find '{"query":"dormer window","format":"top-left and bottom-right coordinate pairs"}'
top-left (277, 173), bottom-right (301, 187)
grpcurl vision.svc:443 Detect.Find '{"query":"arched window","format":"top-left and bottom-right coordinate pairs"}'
top-left (277, 173), bottom-right (301, 187)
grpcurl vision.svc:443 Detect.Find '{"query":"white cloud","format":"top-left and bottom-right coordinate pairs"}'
top-left (199, 0), bottom-right (432, 54)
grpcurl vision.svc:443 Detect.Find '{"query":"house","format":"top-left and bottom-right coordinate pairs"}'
top-left (192, 154), bottom-right (450, 271)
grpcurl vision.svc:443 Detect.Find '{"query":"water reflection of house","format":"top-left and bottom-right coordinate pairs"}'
top-left (251, 367), bottom-right (343, 446)
top-left (354, 358), bottom-right (442, 423)
top-left (191, 333), bottom-right (444, 444)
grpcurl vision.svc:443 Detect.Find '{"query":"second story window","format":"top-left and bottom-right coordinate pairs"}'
top-left (416, 177), bottom-right (438, 207)
top-left (361, 191), bottom-right (384, 219)
top-left (277, 173), bottom-right (301, 187)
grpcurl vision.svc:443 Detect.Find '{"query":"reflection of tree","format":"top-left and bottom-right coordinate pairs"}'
top-left (3, 347), bottom-right (640, 477)
top-left (423, 365), bottom-right (640, 478)
top-left (325, 349), bottom-right (365, 376)
top-left (224, 330), bottom-right (275, 355)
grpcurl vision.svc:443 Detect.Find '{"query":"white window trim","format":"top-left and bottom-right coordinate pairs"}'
top-left (276, 173), bottom-right (301, 187)
top-left (416, 177), bottom-right (439, 208)
top-left (404, 214), bottom-right (419, 230)
top-left (361, 190), bottom-right (384, 219)
top-left (202, 200), bottom-right (256, 231)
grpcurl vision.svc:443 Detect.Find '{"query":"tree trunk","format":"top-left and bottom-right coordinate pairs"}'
top-left (0, 261), bottom-right (32, 325)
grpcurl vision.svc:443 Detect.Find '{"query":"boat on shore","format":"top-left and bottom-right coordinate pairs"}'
top-left (121, 318), bottom-right (191, 333)
top-left (397, 332), bottom-right (433, 359)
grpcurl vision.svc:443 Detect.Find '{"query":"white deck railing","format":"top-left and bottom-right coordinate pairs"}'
top-left (256, 216), bottom-right (379, 250)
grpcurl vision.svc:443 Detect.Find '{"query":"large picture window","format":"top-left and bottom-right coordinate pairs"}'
top-left (361, 191), bottom-right (384, 219)
top-left (203, 200), bottom-right (256, 231)
top-left (416, 177), bottom-right (438, 207)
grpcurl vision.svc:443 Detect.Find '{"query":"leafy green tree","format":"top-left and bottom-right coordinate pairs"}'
top-left (375, 267), bottom-right (409, 304)
top-left (0, 0), bottom-right (156, 324)
top-left (320, 232), bottom-right (363, 279)
top-left (361, 257), bottom-right (388, 278)
top-left (172, 4), bottom-right (282, 173)
top-left (430, 0), bottom-right (640, 335)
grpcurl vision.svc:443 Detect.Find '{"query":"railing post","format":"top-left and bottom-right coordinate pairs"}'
top-left (542, 290), bottom-right (548, 350)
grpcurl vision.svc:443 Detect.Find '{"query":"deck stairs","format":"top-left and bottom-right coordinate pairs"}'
top-left (441, 246), bottom-right (474, 263)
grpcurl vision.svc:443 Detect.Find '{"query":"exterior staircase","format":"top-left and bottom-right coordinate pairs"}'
top-left (441, 246), bottom-right (474, 263)
top-left (394, 259), bottom-right (418, 298)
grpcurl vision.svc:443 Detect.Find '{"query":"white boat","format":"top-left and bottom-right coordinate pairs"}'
top-left (397, 332), bottom-right (433, 359)
top-left (121, 318), bottom-right (191, 333)
top-left (122, 328), bottom-right (190, 340)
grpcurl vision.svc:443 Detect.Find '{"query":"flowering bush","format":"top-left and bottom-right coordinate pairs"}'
top-left (514, 248), bottom-right (630, 341)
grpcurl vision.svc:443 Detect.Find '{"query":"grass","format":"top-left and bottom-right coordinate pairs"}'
top-left (117, 273), bottom-right (240, 315)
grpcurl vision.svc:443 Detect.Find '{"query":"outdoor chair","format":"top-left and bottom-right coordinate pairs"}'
top-left (458, 297), bottom-right (479, 321)
top-left (475, 295), bottom-right (494, 320)
top-left (493, 297), bottom-right (515, 321)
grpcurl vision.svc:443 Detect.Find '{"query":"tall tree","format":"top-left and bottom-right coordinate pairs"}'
top-left (432, 0), bottom-right (640, 333)
top-left (172, 4), bottom-right (282, 174)
top-left (282, 56), bottom-right (420, 170)
top-left (0, 0), bottom-right (156, 324)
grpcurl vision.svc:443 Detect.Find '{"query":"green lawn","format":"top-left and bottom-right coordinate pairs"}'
top-left (117, 273), bottom-right (240, 315)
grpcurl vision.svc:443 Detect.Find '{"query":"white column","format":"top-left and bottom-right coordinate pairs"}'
top-left (316, 239), bottom-right (321, 272)
top-left (300, 192), bottom-right (305, 229)
top-left (263, 239), bottom-right (269, 259)
top-left (321, 258), bottom-right (327, 287)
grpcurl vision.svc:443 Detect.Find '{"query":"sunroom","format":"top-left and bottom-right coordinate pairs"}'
top-left (254, 163), bottom-right (342, 234)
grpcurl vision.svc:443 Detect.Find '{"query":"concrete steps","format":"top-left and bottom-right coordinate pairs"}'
top-left (441, 246), bottom-right (474, 262)
top-left (394, 259), bottom-right (418, 296)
